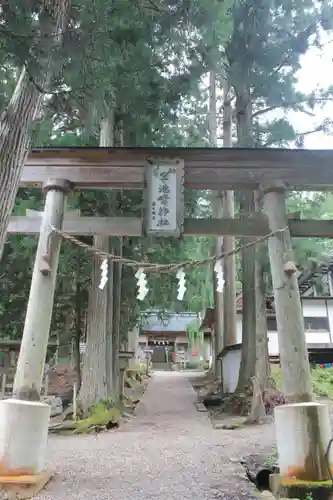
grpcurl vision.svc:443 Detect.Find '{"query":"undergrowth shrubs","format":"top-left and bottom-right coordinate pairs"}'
top-left (271, 365), bottom-right (333, 399)
top-left (311, 366), bottom-right (333, 397)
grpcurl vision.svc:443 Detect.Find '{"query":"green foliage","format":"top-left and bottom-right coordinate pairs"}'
top-left (264, 447), bottom-right (278, 468)
top-left (311, 367), bottom-right (333, 398)
top-left (186, 319), bottom-right (203, 347)
top-left (1, 0), bottom-right (333, 352)
top-left (0, 0), bottom-right (232, 343)
top-left (252, 192), bottom-right (333, 293)
top-left (271, 365), bottom-right (333, 399)
top-left (225, 0), bottom-right (333, 143)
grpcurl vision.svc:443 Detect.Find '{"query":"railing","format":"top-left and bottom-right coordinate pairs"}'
top-left (0, 371), bottom-right (49, 399)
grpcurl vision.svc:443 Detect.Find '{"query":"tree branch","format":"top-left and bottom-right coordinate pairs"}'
top-left (299, 123), bottom-right (332, 137)
top-left (252, 104), bottom-right (314, 118)
top-left (144, 0), bottom-right (171, 14)
top-left (24, 62), bottom-right (70, 95)
top-left (0, 23), bottom-right (76, 41)
top-left (252, 97), bottom-right (333, 119)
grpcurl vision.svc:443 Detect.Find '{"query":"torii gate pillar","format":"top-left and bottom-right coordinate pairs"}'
top-left (13, 178), bottom-right (72, 400)
top-left (0, 179), bottom-right (71, 479)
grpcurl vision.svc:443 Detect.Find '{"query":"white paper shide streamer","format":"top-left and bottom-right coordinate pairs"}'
top-left (176, 269), bottom-right (186, 300)
top-left (99, 259), bottom-right (108, 290)
top-left (214, 260), bottom-right (225, 292)
top-left (136, 268), bottom-right (149, 301)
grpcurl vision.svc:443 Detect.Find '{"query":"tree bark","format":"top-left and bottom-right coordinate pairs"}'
top-left (255, 256), bottom-right (270, 390)
top-left (105, 250), bottom-right (114, 395)
top-left (211, 214), bottom-right (224, 377)
top-left (0, 0), bottom-right (70, 262)
top-left (246, 376), bottom-right (266, 424)
top-left (222, 81), bottom-right (237, 347)
top-left (111, 117), bottom-right (124, 396)
top-left (101, 111), bottom-right (117, 396)
top-left (254, 193), bottom-right (270, 390)
top-left (262, 184), bottom-right (313, 403)
top-left (79, 237), bottom-right (109, 410)
top-left (74, 250), bottom-right (82, 391)
top-left (111, 237), bottom-right (122, 396)
top-left (209, 71), bottom-right (224, 378)
top-left (79, 112), bottom-right (115, 410)
top-left (237, 191), bottom-right (256, 391)
top-left (235, 90), bottom-right (257, 391)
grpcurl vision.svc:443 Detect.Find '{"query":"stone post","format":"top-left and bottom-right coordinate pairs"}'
top-left (119, 368), bottom-right (125, 399)
top-left (127, 326), bottom-right (139, 369)
top-left (275, 402), bottom-right (333, 481)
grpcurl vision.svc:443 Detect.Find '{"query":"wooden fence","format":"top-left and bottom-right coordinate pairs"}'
top-left (0, 370), bottom-right (49, 399)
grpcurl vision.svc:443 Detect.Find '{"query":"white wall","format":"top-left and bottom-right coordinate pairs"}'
top-left (222, 348), bottom-right (241, 393)
top-left (302, 298), bottom-right (327, 317)
top-left (326, 301), bottom-right (333, 339)
top-left (139, 335), bottom-right (148, 344)
top-left (235, 297), bottom-right (333, 356)
top-left (203, 338), bottom-right (212, 361)
top-left (222, 298), bottom-right (333, 394)
top-left (236, 318), bottom-right (242, 344)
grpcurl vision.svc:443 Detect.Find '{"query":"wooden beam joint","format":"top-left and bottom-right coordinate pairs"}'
top-left (259, 181), bottom-right (287, 196)
top-left (42, 178), bottom-right (72, 194)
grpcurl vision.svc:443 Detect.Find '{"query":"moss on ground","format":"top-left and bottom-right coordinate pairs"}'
top-left (279, 478), bottom-right (333, 500)
top-left (72, 399), bottom-right (121, 434)
top-left (50, 368), bottom-right (148, 436)
top-left (281, 479), bottom-right (332, 487)
top-left (220, 422), bottom-right (245, 430)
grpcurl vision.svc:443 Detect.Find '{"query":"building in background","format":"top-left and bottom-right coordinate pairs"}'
top-left (200, 296), bottom-right (333, 360)
top-left (139, 312), bottom-right (212, 369)
top-left (200, 257), bottom-right (333, 393)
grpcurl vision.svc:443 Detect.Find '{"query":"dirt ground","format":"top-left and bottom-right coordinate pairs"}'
top-left (27, 371), bottom-right (278, 500)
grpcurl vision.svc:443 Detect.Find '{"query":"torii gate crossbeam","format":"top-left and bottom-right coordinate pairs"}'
top-left (22, 147), bottom-right (333, 191)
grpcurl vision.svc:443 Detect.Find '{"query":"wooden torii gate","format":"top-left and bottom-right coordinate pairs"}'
top-left (8, 146), bottom-right (333, 401)
top-left (2, 146), bottom-right (333, 490)
top-left (9, 147), bottom-right (333, 239)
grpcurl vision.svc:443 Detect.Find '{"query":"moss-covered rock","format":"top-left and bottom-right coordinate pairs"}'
top-left (126, 367), bottom-right (144, 383)
top-left (50, 399), bottom-right (121, 435)
top-left (72, 403), bottom-right (121, 434)
top-left (279, 478), bottom-right (333, 499)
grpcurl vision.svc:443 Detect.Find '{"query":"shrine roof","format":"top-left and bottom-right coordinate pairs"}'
top-left (140, 312), bottom-right (198, 333)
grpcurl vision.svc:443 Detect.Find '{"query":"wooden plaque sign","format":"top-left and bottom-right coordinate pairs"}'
top-left (144, 157), bottom-right (184, 237)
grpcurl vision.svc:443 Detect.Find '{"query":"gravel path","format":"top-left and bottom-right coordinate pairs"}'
top-left (39, 372), bottom-right (275, 500)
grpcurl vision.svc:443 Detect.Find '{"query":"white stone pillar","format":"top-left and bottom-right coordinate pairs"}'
top-left (0, 399), bottom-right (50, 475)
top-left (275, 402), bottom-right (333, 481)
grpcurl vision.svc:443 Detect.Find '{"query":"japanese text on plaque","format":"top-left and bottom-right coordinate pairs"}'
top-left (150, 165), bottom-right (177, 232)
